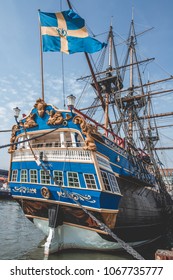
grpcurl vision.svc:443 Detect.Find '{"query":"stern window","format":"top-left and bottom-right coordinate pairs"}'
top-left (101, 171), bottom-right (111, 191)
top-left (11, 170), bottom-right (18, 182)
top-left (30, 170), bottom-right (38, 183)
top-left (21, 169), bottom-right (28, 182)
top-left (108, 174), bottom-right (120, 193)
top-left (53, 170), bottom-right (63, 186)
top-left (84, 174), bottom-right (97, 189)
top-left (67, 172), bottom-right (80, 187)
top-left (40, 170), bottom-right (51, 184)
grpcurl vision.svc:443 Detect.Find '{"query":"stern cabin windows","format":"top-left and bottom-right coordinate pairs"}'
top-left (30, 169), bottom-right (38, 183)
top-left (67, 172), bottom-right (80, 188)
top-left (101, 171), bottom-right (111, 191)
top-left (53, 170), bottom-right (63, 186)
top-left (11, 170), bottom-right (18, 182)
top-left (101, 170), bottom-right (120, 193)
top-left (108, 173), bottom-right (120, 193)
top-left (17, 130), bottom-right (84, 150)
top-left (40, 170), bottom-right (51, 185)
top-left (84, 174), bottom-right (97, 189)
top-left (21, 169), bottom-right (27, 183)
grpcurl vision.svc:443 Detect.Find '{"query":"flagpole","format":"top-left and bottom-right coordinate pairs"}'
top-left (38, 9), bottom-right (45, 101)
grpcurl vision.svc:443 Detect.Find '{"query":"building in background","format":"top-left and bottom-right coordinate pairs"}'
top-left (160, 168), bottom-right (173, 197)
top-left (0, 169), bottom-right (8, 178)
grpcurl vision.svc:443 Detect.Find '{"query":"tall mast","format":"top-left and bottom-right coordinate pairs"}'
top-left (128, 20), bottom-right (135, 144)
top-left (66, 0), bottom-right (115, 135)
top-left (104, 22), bottom-right (114, 131)
top-left (108, 19), bottom-right (113, 69)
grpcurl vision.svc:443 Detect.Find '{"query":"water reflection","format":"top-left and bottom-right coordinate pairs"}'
top-left (0, 200), bottom-right (45, 260)
top-left (0, 200), bottom-right (172, 260)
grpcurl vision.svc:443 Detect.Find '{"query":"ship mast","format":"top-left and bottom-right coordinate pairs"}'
top-left (85, 22), bottom-right (123, 135)
top-left (104, 21), bottom-right (113, 132)
top-left (66, 0), bottom-right (115, 135)
top-left (125, 19), bottom-right (146, 145)
top-left (67, 0), bottom-right (173, 157)
top-left (128, 20), bottom-right (135, 144)
top-left (67, 0), bottom-right (122, 136)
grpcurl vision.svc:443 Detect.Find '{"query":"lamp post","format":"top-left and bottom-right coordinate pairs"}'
top-left (13, 107), bottom-right (21, 125)
top-left (67, 94), bottom-right (76, 111)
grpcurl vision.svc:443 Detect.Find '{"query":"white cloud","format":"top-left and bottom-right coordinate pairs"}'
top-left (0, 71), bottom-right (90, 169)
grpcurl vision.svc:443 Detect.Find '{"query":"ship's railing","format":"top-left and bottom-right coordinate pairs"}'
top-left (28, 141), bottom-right (85, 149)
top-left (12, 148), bottom-right (92, 162)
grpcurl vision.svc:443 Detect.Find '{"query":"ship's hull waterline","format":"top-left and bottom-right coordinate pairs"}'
top-left (33, 219), bottom-right (161, 254)
top-left (13, 179), bottom-right (165, 253)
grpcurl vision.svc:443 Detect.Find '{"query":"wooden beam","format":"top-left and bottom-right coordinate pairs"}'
top-left (153, 147), bottom-right (173, 150)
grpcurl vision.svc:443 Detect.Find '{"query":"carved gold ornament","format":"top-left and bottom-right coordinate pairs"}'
top-left (73, 115), bottom-right (87, 133)
top-left (20, 113), bottom-right (37, 129)
top-left (41, 187), bottom-right (51, 199)
top-left (8, 124), bottom-right (18, 153)
top-left (34, 98), bottom-right (47, 117)
top-left (47, 110), bottom-right (63, 125)
top-left (73, 115), bottom-right (96, 151)
top-left (65, 113), bottom-right (72, 121)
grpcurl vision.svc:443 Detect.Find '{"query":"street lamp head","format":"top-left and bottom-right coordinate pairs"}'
top-left (13, 107), bottom-right (21, 118)
top-left (67, 94), bottom-right (76, 110)
top-left (13, 107), bottom-right (21, 125)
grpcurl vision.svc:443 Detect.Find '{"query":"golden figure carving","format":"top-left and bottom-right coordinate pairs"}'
top-left (20, 113), bottom-right (37, 129)
top-left (83, 129), bottom-right (97, 151)
top-left (73, 115), bottom-right (87, 133)
top-left (8, 125), bottom-right (18, 153)
top-left (41, 187), bottom-right (51, 199)
top-left (47, 110), bottom-right (64, 125)
top-left (65, 113), bottom-right (72, 121)
top-left (73, 115), bottom-right (96, 151)
top-left (34, 98), bottom-right (47, 117)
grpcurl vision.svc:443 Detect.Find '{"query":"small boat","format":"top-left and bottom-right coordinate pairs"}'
top-left (8, 1), bottom-right (173, 257)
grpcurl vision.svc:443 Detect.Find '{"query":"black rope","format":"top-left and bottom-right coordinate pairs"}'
top-left (0, 127), bottom-right (61, 150)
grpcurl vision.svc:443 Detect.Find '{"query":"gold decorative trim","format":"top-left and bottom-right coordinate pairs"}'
top-left (73, 115), bottom-right (97, 151)
top-left (8, 124), bottom-right (18, 154)
top-left (41, 187), bottom-right (51, 199)
top-left (19, 113), bottom-right (37, 129)
top-left (65, 113), bottom-right (72, 121)
top-left (34, 98), bottom-right (47, 117)
top-left (46, 110), bottom-right (63, 125)
top-left (46, 110), bottom-right (72, 126)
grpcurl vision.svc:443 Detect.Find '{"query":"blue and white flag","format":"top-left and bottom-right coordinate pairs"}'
top-left (39, 9), bottom-right (106, 54)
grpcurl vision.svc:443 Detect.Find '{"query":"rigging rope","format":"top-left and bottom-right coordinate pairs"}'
top-left (0, 127), bottom-right (61, 150)
top-left (21, 129), bottom-right (145, 260)
top-left (58, 185), bottom-right (145, 260)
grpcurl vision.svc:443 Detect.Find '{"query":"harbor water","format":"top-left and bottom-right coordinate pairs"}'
top-left (0, 199), bottom-right (172, 260)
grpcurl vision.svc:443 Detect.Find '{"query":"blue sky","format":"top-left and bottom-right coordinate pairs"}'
top-left (0, 0), bottom-right (173, 170)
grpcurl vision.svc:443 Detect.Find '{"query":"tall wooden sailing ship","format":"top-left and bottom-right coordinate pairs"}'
top-left (8, 2), bottom-right (173, 255)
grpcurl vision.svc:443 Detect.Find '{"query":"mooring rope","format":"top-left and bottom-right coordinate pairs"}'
top-left (13, 128), bottom-right (145, 260)
top-left (36, 158), bottom-right (145, 260)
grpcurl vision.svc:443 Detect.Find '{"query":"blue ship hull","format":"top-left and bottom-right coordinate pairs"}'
top-left (8, 102), bottom-right (167, 252)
